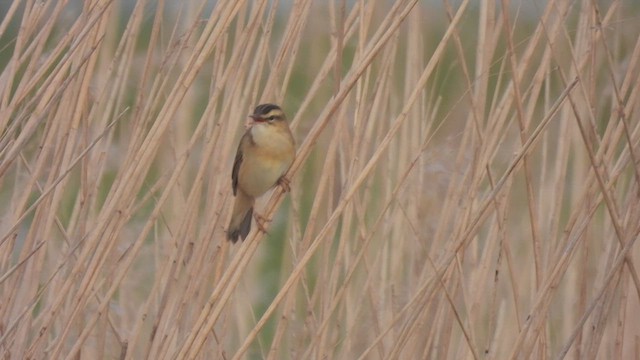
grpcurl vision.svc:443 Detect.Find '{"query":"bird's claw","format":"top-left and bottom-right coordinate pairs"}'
top-left (254, 212), bottom-right (271, 234)
top-left (277, 176), bottom-right (291, 192)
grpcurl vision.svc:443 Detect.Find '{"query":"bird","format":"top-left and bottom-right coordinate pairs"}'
top-left (227, 103), bottom-right (295, 243)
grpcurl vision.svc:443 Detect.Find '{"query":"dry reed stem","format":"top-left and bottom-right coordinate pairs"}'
top-left (2, 0), bottom-right (640, 359)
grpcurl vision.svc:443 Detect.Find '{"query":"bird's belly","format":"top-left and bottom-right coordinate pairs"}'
top-left (238, 154), bottom-right (292, 197)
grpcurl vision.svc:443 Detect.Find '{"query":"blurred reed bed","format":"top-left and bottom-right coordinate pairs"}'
top-left (1, 0), bottom-right (640, 359)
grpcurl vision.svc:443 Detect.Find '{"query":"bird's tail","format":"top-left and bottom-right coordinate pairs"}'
top-left (227, 191), bottom-right (254, 242)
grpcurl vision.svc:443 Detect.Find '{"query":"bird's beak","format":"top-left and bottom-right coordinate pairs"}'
top-left (245, 114), bottom-right (261, 129)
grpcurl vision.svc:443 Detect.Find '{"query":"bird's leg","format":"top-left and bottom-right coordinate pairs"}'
top-left (277, 176), bottom-right (291, 192)
top-left (253, 212), bottom-right (271, 234)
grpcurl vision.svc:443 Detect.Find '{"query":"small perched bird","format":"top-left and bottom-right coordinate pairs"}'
top-left (227, 103), bottom-right (295, 242)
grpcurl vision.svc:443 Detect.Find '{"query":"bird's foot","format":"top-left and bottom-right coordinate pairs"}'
top-left (277, 176), bottom-right (291, 192)
top-left (253, 212), bottom-right (271, 234)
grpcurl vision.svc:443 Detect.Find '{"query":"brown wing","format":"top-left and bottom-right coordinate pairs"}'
top-left (231, 144), bottom-right (242, 196)
top-left (232, 131), bottom-right (253, 195)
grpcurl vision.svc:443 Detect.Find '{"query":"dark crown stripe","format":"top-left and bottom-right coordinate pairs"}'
top-left (253, 103), bottom-right (281, 116)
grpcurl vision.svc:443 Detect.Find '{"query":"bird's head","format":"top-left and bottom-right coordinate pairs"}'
top-left (248, 103), bottom-right (287, 127)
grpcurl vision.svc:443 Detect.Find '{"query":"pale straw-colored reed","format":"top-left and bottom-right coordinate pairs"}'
top-left (1, 1), bottom-right (640, 359)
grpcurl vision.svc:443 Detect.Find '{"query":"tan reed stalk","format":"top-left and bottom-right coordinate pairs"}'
top-left (2, 0), bottom-right (640, 359)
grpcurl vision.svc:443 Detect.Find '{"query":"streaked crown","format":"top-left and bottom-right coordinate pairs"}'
top-left (251, 103), bottom-right (286, 121)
